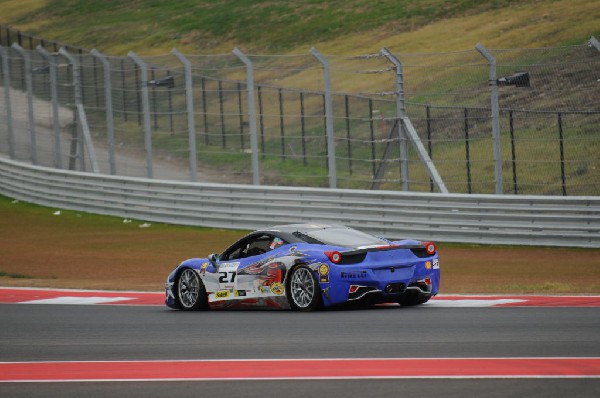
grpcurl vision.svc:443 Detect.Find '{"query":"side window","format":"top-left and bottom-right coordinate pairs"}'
top-left (243, 235), bottom-right (272, 258)
top-left (221, 239), bottom-right (248, 261)
top-left (221, 234), bottom-right (289, 261)
top-left (225, 246), bottom-right (244, 261)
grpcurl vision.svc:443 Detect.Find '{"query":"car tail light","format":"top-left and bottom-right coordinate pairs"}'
top-left (421, 241), bottom-right (437, 255)
top-left (325, 251), bottom-right (342, 264)
top-left (349, 285), bottom-right (360, 294)
top-left (412, 278), bottom-right (432, 293)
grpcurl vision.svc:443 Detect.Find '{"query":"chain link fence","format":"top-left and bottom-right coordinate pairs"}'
top-left (1, 25), bottom-right (599, 195)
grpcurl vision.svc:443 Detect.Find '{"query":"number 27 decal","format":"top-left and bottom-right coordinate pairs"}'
top-left (219, 271), bottom-right (236, 283)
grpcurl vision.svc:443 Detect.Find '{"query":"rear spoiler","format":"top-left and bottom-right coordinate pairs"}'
top-left (326, 243), bottom-right (437, 264)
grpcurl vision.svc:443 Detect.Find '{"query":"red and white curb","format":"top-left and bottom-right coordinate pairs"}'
top-left (0, 287), bottom-right (599, 307)
top-left (425, 295), bottom-right (600, 307)
top-left (0, 287), bottom-right (160, 306)
top-left (0, 358), bottom-right (598, 382)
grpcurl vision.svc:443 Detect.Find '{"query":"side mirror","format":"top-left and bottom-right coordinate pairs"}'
top-left (207, 253), bottom-right (219, 265)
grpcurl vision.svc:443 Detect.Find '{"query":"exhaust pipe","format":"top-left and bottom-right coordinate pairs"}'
top-left (385, 283), bottom-right (406, 294)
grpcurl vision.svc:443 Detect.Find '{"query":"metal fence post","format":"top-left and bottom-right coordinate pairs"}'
top-left (310, 47), bottom-right (336, 189)
top-left (464, 108), bottom-right (472, 194)
top-left (380, 48), bottom-right (409, 190)
top-left (475, 43), bottom-right (503, 195)
top-left (201, 77), bottom-right (209, 145)
top-left (127, 51), bottom-right (153, 179)
top-left (172, 48), bottom-right (198, 182)
top-left (0, 46), bottom-right (15, 159)
top-left (90, 49), bottom-right (116, 175)
top-left (36, 45), bottom-right (63, 169)
top-left (11, 43), bottom-right (37, 165)
top-left (232, 47), bottom-right (260, 185)
top-left (508, 110), bottom-right (518, 194)
top-left (149, 67), bottom-right (158, 129)
top-left (59, 47), bottom-right (100, 173)
top-left (258, 85), bottom-right (265, 157)
top-left (381, 48), bottom-right (447, 193)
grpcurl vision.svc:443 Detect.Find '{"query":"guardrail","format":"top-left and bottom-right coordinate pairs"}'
top-left (1, 156), bottom-right (599, 248)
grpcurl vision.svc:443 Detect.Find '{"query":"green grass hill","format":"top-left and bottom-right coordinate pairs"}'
top-left (1, 0), bottom-right (599, 55)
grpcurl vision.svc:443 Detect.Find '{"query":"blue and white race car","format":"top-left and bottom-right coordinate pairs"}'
top-left (165, 224), bottom-right (439, 311)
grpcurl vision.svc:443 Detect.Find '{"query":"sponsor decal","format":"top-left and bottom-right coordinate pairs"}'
top-left (215, 290), bottom-right (230, 299)
top-left (237, 257), bottom-right (278, 276)
top-left (234, 290), bottom-right (247, 297)
top-left (218, 263), bottom-right (239, 289)
top-left (340, 270), bottom-right (368, 279)
top-left (270, 282), bottom-right (285, 295)
top-left (200, 262), bottom-right (209, 275)
top-left (425, 261), bottom-right (432, 270)
top-left (239, 258), bottom-right (286, 288)
top-left (263, 262), bottom-right (285, 286)
top-left (318, 263), bottom-right (329, 283)
top-left (220, 262), bottom-right (239, 270)
top-left (433, 259), bottom-right (440, 270)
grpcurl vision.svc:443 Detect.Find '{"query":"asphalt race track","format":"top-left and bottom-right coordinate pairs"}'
top-left (0, 290), bottom-right (599, 397)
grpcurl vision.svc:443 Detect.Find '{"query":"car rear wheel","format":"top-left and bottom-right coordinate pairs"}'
top-left (176, 268), bottom-right (208, 311)
top-left (287, 265), bottom-right (322, 311)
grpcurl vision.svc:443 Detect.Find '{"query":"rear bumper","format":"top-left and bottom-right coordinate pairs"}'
top-left (319, 260), bottom-right (440, 307)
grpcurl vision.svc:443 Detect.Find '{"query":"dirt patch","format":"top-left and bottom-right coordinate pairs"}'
top-left (1, 196), bottom-right (599, 293)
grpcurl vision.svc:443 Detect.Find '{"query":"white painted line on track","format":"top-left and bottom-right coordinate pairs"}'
top-left (20, 296), bottom-right (135, 305)
top-left (424, 299), bottom-right (525, 307)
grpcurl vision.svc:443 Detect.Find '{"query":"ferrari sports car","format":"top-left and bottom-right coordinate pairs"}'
top-left (165, 224), bottom-right (440, 311)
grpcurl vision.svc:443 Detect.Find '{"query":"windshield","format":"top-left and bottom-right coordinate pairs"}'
top-left (294, 227), bottom-right (387, 248)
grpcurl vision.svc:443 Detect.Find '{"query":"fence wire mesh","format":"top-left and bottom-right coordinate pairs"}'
top-left (1, 24), bottom-right (599, 195)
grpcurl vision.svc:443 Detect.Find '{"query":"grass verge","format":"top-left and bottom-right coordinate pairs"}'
top-left (0, 194), bottom-right (598, 293)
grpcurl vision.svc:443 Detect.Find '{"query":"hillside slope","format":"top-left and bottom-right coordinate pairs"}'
top-left (1, 0), bottom-right (598, 55)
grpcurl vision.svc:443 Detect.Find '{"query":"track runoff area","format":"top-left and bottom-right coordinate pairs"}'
top-left (0, 287), bottom-right (599, 382)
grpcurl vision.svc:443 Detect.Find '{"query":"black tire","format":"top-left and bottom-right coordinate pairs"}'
top-left (397, 290), bottom-right (431, 307)
top-left (286, 265), bottom-right (323, 311)
top-left (175, 268), bottom-right (208, 311)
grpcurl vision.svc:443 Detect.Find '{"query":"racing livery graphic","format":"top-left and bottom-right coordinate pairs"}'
top-left (165, 224), bottom-right (440, 311)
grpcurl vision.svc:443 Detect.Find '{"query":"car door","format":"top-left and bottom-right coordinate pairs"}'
top-left (211, 234), bottom-right (279, 299)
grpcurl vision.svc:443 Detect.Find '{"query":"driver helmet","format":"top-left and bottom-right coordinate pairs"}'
top-left (270, 237), bottom-right (284, 250)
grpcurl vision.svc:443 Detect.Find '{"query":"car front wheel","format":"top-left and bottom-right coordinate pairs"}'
top-left (176, 268), bottom-right (208, 311)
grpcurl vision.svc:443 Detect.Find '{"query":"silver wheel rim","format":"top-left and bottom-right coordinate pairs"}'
top-left (178, 269), bottom-right (199, 308)
top-left (290, 267), bottom-right (315, 308)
